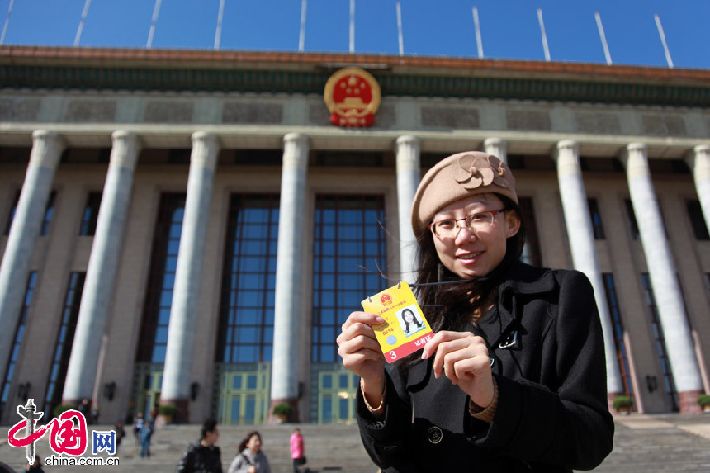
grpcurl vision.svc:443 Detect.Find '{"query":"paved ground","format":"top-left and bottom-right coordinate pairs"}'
top-left (1, 414), bottom-right (709, 472)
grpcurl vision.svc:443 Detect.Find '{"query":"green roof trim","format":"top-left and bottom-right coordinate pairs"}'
top-left (1, 64), bottom-right (709, 107)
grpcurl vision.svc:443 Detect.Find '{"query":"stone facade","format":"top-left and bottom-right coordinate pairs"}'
top-left (0, 47), bottom-right (709, 425)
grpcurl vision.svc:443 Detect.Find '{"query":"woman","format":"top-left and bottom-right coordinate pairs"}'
top-left (337, 151), bottom-right (614, 472)
top-left (228, 431), bottom-right (271, 473)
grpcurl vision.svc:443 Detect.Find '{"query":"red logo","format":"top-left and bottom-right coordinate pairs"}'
top-left (8, 402), bottom-right (88, 461)
top-left (323, 67), bottom-right (381, 127)
top-left (380, 294), bottom-right (392, 305)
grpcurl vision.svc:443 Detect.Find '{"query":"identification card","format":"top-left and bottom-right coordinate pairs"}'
top-left (362, 281), bottom-right (433, 363)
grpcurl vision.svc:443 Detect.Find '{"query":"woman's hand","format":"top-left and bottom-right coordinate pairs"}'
top-left (421, 331), bottom-right (495, 408)
top-left (337, 312), bottom-right (386, 401)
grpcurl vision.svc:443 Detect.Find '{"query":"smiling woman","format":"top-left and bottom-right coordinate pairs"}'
top-left (337, 151), bottom-right (614, 472)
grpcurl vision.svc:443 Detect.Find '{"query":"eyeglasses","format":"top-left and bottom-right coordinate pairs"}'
top-left (430, 208), bottom-right (506, 240)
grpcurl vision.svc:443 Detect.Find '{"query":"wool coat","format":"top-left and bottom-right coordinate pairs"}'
top-left (356, 262), bottom-right (614, 472)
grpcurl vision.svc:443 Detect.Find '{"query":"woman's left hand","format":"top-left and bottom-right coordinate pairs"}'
top-left (421, 331), bottom-right (495, 408)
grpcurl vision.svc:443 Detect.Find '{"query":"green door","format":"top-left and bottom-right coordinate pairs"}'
top-left (133, 363), bottom-right (163, 418)
top-left (217, 363), bottom-right (271, 425)
top-left (317, 368), bottom-right (358, 424)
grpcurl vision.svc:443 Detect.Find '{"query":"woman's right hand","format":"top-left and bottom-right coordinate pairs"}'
top-left (337, 311), bottom-right (386, 395)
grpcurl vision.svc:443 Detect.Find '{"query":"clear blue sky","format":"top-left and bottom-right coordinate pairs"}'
top-left (1, 0), bottom-right (708, 69)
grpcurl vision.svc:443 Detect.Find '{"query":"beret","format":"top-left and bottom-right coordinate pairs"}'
top-left (411, 151), bottom-right (517, 234)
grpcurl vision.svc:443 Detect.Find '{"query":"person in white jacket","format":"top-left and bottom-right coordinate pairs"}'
top-left (228, 431), bottom-right (271, 473)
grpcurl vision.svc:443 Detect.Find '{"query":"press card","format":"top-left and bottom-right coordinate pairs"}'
top-left (362, 281), bottom-right (433, 363)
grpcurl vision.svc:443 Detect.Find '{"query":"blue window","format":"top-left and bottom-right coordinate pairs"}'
top-left (79, 192), bottom-right (102, 236)
top-left (1, 272), bottom-right (38, 414)
top-left (44, 272), bottom-right (85, 418)
top-left (136, 194), bottom-right (186, 363)
top-left (311, 195), bottom-right (387, 363)
top-left (218, 195), bottom-right (279, 363)
top-left (602, 274), bottom-right (633, 398)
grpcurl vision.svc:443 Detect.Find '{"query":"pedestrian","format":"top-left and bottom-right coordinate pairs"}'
top-left (228, 431), bottom-right (271, 473)
top-left (25, 455), bottom-right (44, 472)
top-left (338, 151), bottom-right (614, 472)
top-left (114, 420), bottom-right (126, 452)
top-left (139, 413), bottom-right (155, 458)
top-left (133, 412), bottom-right (144, 445)
top-left (177, 418), bottom-right (223, 473)
top-left (290, 428), bottom-right (307, 473)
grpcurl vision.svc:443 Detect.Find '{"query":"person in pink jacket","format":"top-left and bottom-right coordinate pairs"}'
top-left (289, 428), bottom-right (306, 473)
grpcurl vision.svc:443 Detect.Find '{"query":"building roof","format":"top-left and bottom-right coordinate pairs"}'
top-left (1, 46), bottom-right (710, 106)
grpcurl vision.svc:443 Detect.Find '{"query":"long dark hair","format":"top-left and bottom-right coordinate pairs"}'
top-left (238, 431), bottom-right (262, 453)
top-left (414, 194), bottom-right (525, 331)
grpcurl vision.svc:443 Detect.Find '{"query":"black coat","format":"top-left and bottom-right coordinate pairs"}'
top-left (356, 262), bottom-right (614, 472)
top-left (177, 443), bottom-right (223, 473)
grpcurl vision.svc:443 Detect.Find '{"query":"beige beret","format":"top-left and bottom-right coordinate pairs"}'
top-left (411, 151), bottom-right (518, 234)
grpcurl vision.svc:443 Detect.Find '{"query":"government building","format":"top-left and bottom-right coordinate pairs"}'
top-left (0, 46), bottom-right (708, 425)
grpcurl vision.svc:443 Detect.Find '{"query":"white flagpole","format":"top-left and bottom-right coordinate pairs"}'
top-left (214, 0), bottom-right (225, 50)
top-left (471, 6), bottom-right (484, 59)
top-left (146, 0), bottom-right (163, 49)
top-left (654, 14), bottom-right (674, 69)
top-left (349, 0), bottom-right (355, 53)
top-left (0, 0), bottom-right (15, 45)
top-left (594, 11), bottom-right (613, 65)
top-left (395, 0), bottom-right (404, 56)
top-left (536, 8), bottom-right (551, 62)
top-left (299, 0), bottom-right (307, 52)
top-left (74, 0), bottom-right (93, 47)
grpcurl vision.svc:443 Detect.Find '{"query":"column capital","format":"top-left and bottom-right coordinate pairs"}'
top-left (685, 145), bottom-right (710, 169)
top-left (283, 132), bottom-right (309, 148)
top-left (32, 129), bottom-right (62, 143)
top-left (30, 130), bottom-right (65, 167)
top-left (396, 135), bottom-right (420, 147)
top-left (556, 140), bottom-right (579, 152)
top-left (111, 130), bottom-right (140, 144)
top-left (626, 142), bottom-right (647, 153)
top-left (620, 143), bottom-right (648, 169)
top-left (484, 137), bottom-right (506, 149)
top-left (191, 131), bottom-right (219, 146)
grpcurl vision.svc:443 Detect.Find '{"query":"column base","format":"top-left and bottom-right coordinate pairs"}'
top-left (270, 398), bottom-right (299, 423)
top-left (158, 399), bottom-right (190, 424)
top-left (678, 390), bottom-right (702, 414)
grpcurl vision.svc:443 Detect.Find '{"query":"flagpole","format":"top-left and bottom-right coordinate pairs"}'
top-left (654, 14), bottom-right (674, 69)
top-left (74, 0), bottom-right (93, 47)
top-left (146, 0), bottom-right (163, 49)
top-left (0, 0), bottom-right (15, 45)
top-left (214, 0), bottom-right (226, 50)
top-left (594, 11), bottom-right (613, 65)
top-left (395, 0), bottom-right (404, 56)
top-left (471, 6), bottom-right (484, 59)
top-left (536, 8), bottom-right (551, 62)
top-left (349, 0), bottom-right (355, 53)
top-left (299, 0), bottom-right (307, 52)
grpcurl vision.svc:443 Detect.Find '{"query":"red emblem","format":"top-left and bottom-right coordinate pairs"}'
top-left (380, 294), bottom-right (392, 306)
top-left (323, 67), bottom-right (381, 127)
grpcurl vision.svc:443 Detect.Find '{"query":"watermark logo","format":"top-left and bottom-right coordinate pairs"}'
top-left (92, 431), bottom-right (116, 455)
top-left (7, 399), bottom-right (119, 467)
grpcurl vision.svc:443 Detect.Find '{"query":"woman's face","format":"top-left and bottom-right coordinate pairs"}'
top-left (247, 434), bottom-right (262, 453)
top-left (431, 194), bottom-right (520, 279)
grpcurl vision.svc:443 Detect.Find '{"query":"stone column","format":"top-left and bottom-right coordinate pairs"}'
top-left (0, 131), bottom-right (63, 384)
top-left (624, 143), bottom-right (702, 413)
top-left (687, 145), bottom-right (710, 234)
top-left (62, 131), bottom-right (140, 405)
top-left (484, 137), bottom-right (507, 164)
top-left (396, 136), bottom-right (420, 284)
top-left (270, 133), bottom-right (309, 421)
top-left (554, 141), bottom-right (622, 399)
top-left (160, 132), bottom-right (219, 421)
